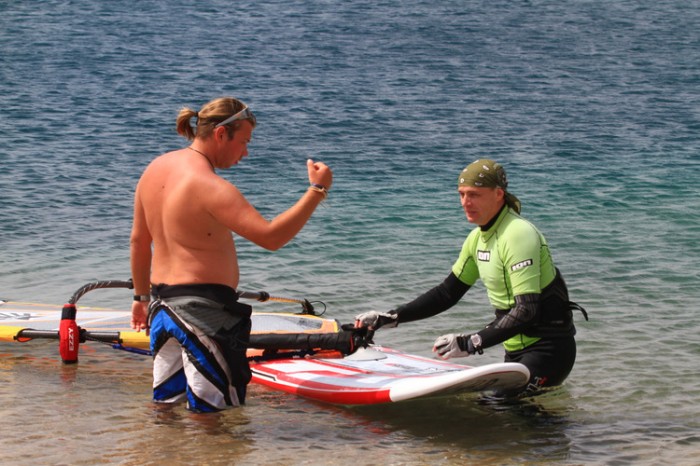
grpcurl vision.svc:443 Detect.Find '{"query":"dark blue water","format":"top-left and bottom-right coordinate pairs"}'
top-left (2, 1), bottom-right (699, 464)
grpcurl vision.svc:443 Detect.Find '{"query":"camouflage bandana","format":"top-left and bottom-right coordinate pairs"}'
top-left (458, 159), bottom-right (522, 214)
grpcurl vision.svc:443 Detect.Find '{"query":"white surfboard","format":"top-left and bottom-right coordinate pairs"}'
top-left (251, 345), bottom-right (529, 405)
top-left (0, 301), bottom-right (131, 330)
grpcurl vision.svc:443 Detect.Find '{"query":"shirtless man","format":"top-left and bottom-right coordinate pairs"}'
top-left (130, 97), bottom-right (332, 412)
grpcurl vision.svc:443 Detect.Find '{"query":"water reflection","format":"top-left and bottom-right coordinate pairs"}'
top-left (348, 389), bottom-right (577, 461)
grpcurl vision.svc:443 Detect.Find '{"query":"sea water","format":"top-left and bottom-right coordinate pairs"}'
top-left (1, 1), bottom-right (699, 464)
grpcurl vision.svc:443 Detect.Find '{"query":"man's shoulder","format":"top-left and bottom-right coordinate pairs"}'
top-left (499, 212), bottom-right (543, 243)
top-left (142, 150), bottom-right (182, 173)
top-left (501, 209), bottom-right (535, 227)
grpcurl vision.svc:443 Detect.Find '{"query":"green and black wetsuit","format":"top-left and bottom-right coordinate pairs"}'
top-left (392, 205), bottom-right (584, 392)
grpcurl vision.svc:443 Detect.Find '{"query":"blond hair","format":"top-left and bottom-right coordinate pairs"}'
top-left (175, 97), bottom-right (256, 141)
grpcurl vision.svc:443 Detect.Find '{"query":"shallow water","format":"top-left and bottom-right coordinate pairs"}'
top-left (2, 0), bottom-right (700, 464)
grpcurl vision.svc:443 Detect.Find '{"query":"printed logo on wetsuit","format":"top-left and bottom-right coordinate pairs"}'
top-left (477, 250), bottom-right (491, 262)
top-left (510, 259), bottom-right (533, 271)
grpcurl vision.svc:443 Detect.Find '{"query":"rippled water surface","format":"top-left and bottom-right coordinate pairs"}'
top-left (1, 1), bottom-right (699, 464)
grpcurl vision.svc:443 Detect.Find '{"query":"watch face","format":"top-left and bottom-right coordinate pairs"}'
top-left (471, 334), bottom-right (482, 347)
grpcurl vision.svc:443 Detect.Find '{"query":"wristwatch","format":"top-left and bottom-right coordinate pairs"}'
top-left (133, 294), bottom-right (150, 302)
top-left (470, 334), bottom-right (484, 355)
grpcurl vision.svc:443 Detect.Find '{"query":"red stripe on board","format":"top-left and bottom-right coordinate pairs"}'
top-left (250, 370), bottom-right (393, 405)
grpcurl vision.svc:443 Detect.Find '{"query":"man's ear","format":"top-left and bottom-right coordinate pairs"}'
top-left (213, 125), bottom-right (228, 143)
top-left (496, 187), bottom-right (506, 201)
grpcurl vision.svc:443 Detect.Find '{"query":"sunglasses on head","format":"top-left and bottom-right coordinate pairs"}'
top-left (215, 105), bottom-right (255, 127)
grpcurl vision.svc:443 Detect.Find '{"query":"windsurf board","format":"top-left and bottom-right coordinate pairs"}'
top-left (0, 300), bottom-right (530, 404)
top-left (250, 346), bottom-right (529, 404)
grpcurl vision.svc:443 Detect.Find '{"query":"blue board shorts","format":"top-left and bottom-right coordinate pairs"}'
top-left (148, 285), bottom-right (252, 413)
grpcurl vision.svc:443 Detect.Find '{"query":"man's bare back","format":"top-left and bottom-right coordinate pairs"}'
top-left (135, 148), bottom-right (241, 288)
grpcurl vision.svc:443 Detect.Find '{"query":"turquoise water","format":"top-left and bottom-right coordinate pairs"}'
top-left (1, 1), bottom-right (699, 464)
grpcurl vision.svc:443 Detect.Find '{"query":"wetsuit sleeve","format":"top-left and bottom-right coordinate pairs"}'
top-left (500, 218), bottom-right (545, 296)
top-left (393, 272), bottom-right (470, 324)
top-left (472, 293), bottom-right (541, 350)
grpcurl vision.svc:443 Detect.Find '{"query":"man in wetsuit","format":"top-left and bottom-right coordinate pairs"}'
top-left (130, 97), bottom-right (332, 412)
top-left (355, 159), bottom-right (586, 395)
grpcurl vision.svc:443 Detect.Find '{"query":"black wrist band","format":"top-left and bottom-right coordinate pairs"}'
top-left (133, 294), bottom-right (150, 302)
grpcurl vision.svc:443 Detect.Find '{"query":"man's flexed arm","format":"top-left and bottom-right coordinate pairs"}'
top-left (208, 159), bottom-right (332, 251)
